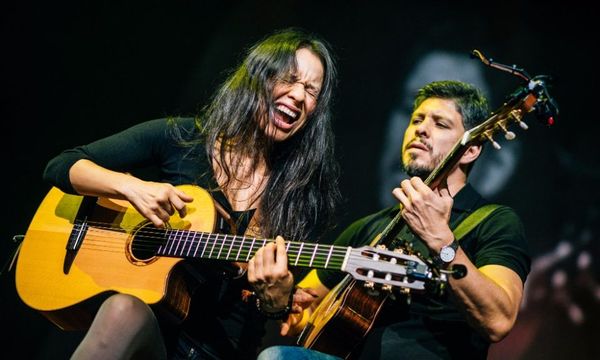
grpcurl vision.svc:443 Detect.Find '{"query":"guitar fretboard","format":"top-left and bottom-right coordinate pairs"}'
top-left (157, 230), bottom-right (349, 270)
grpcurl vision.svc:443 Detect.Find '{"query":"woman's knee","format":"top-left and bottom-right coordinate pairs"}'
top-left (99, 294), bottom-right (154, 327)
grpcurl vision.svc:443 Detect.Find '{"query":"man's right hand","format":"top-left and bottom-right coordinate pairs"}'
top-left (281, 287), bottom-right (319, 336)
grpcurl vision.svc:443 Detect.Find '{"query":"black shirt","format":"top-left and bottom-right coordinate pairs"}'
top-left (317, 184), bottom-right (530, 359)
top-left (43, 117), bottom-right (265, 359)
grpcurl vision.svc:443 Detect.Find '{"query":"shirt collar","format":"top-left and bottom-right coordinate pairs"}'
top-left (452, 183), bottom-right (484, 213)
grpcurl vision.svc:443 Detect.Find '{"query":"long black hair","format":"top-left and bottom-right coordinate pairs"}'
top-left (199, 28), bottom-right (340, 241)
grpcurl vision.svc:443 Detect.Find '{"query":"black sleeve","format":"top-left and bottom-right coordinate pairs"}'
top-left (473, 206), bottom-right (531, 284)
top-left (42, 118), bottom-right (197, 194)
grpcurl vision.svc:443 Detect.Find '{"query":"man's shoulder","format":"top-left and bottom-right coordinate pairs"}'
top-left (351, 205), bottom-right (399, 229)
top-left (336, 205), bottom-right (399, 245)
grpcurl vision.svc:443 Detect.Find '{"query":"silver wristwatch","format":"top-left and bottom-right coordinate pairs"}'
top-left (434, 238), bottom-right (459, 266)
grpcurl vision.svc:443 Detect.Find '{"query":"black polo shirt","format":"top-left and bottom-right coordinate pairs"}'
top-left (316, 183), bottom-right (530, 359)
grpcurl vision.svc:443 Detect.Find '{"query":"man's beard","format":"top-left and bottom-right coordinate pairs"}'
top-left (401, 152), bottom-right (444, 180)
top-left (402, 163), bottom-right (432, 180)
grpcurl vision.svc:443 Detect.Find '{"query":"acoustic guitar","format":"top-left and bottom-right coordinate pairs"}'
top-left (15, 185), bottom-right (435, 331)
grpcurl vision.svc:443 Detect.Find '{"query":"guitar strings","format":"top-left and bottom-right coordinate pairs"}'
top-left (70, 219), bottom-right (352, 268)
top-left (76, 219), bottom-right (402, 262)
top-left (71, 223), bottom-right (419, 273)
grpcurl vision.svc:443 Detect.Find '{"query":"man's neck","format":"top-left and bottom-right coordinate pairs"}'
top-left (445, 169), bottom-right (468, 197)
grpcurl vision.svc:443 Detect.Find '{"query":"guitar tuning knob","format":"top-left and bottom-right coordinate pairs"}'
top-left (484, 133), bottom-right (502, 150)
top-left (508, 109), bottom-right (528, 130)
top-left (518, 120), bottom-right (529, 130)
top-left (504, 131), bottom-right (516, 140)
top-left (399, 287), bottom-right (411, 305)
top-left (382, 271), bottom-right (393, 292)
top-left (364, 281), bottom-right (375, 289)
top-left (498, 123), bottom-right (516, 140)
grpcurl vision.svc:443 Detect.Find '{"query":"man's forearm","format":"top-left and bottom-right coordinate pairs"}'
top-left (448, 249), bottom-right (523, 342)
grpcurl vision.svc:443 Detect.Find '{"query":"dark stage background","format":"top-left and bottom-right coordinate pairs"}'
top-left (2, 1), bottom-right (598, 358)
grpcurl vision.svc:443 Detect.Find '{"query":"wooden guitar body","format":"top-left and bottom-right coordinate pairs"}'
top-left (299, 276), bottom-right (389, 359)
top-left (15, 185), bottom-right (216, 330)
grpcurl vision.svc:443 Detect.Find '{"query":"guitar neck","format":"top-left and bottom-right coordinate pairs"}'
top-left (157, 230), bottom-right (349, 271)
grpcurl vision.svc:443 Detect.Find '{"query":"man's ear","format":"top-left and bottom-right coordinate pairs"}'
top-left (460, 144), bottom-right (482, 166)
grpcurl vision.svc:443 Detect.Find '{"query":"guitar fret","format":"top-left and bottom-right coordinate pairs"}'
top-left (167, 230), bottom-right (177, 255)
top-left (177, 230), bottom-right (185, 256)
top-left (180, 230), bottom-right (189, 256)
top-left (247, 238), bottom-right (256, 261)
top-left (217, 234), bottom-right (226, 259)
top-left (294, 242), bottom-right (304, 266)
top-left (324, 245), bottom-right (334, 268)
top-left (235, 236), bottom-right (244, 261)
top-left (209, 234), bottom-right (218, 259)
top-left (184, 231), bottom-right (192, 257)
top-left (183, 231), bottom-right (192, 255)
top-left (309, 244), bottom-right (318, 267)
top-left (200, 232), bottom-right (209, 258)
top-left (173, 230), bottom-right (184, 255)
top-left (225, 235), bottom-right (234, 260)
top-left (191, 232), bottom-right (201, 258)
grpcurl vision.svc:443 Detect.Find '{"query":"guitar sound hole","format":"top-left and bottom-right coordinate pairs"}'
top-left (130, 223), bottom-right (168, 261)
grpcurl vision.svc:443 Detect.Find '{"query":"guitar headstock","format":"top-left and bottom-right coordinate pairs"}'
top-left (342, 245), bottom-right (435, 291)
top-left (422, 53), bottom-right (559, 191)
top-left (464, 50), bottom-right (559, 149)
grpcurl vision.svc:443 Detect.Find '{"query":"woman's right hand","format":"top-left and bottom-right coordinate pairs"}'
top-left (69, 159), bottom-right (193, 227)
top-left (122, 180), bottom-right (194, 227)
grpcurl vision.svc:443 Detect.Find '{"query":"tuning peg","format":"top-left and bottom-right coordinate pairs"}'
top-left (517, 119), bottom-right (529, 130)
top-left (364, 281), bottom-right (375, 289)
top-left (484, 133), bottom-right (502, 150)
top-left (382, 276), bottom-right (393, 292)
top-left (498, 123), bottom-right (516, 140)
top-left (384, 273), bottom-right (392, 282)
top-left (399, 287), bottom-right (411, 305)
top-left (507, 109), bottom-right (528, 130)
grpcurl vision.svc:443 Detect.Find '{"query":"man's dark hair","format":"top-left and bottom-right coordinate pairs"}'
top-left (413, 80), bottom-right (489, 130)
top-left (198, 28), bottom-right (340, 241)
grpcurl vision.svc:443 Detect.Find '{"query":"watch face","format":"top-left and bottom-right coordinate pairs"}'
top-left (440, 246), bottom-right (456, 262)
